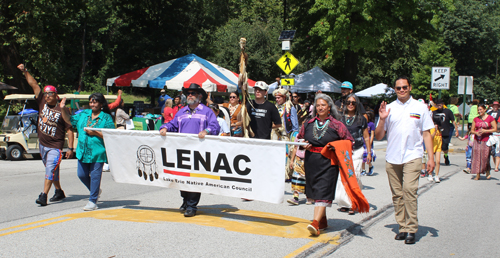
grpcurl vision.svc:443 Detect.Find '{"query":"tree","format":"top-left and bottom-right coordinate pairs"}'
top-left (289, 0), bottom-right (450, 83)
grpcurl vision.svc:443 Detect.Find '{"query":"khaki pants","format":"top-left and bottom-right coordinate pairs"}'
top-left (386, 158), bottom-right (421, 233)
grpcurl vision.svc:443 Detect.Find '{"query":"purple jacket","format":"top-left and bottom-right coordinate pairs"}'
top-left (160, 103), bottom-right (220, 135)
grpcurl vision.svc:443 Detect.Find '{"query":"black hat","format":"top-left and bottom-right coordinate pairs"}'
top-left (182, 83), bottom-right (207, 100)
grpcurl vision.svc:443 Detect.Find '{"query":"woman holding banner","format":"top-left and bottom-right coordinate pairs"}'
top-left (60, 93), bottom-right (115, 211)
top-left (297, 93), bottom-right (354, 236)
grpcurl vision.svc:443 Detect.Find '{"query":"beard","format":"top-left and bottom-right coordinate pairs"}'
top-left (187, 97), bottom-right (200, 105)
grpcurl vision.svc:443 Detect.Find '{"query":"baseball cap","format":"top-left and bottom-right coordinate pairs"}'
top-left (160, 89), bottom-right (166, 93)
top-left (341, 81), bottom-right (353, 89)
top-left (254, 81), bottom-right (269, 91)
top-left (493, 101), bottom-right (500, 105)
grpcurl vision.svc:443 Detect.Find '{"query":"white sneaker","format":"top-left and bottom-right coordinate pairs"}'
top-left (427, 174), bottom-right (434, 181)
top-left (434, 176), bottom-right (441, 183)
top-left (83, 201), bottom-right (98, 211)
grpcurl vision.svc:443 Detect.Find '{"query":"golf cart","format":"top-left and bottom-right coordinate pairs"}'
top-left (1, 94), bottom-right (118, 160)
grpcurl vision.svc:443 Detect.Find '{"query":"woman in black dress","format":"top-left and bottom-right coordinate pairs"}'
top-left (297, 93), bottom-right (354, 236)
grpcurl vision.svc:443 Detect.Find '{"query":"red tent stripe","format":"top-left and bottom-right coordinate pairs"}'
top-left (114, 67), bottom-right (149, 87)
top-left (183, 69), bottom-right (228, 92)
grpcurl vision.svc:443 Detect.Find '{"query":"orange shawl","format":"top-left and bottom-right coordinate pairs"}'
top-left (321, 140), bottom-right (370, 213)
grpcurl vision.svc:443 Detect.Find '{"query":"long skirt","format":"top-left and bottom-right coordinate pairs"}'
top-left (471, 140), bottom-right (490, 174)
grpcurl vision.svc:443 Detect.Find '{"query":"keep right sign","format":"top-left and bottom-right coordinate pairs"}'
top-left (431, 67), bottom-right (450, 90)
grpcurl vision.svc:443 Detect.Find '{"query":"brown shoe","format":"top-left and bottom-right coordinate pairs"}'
top-left (307, 220), bottom-right (320, 236)
top-left (319, 216), bottom-right (328, 230)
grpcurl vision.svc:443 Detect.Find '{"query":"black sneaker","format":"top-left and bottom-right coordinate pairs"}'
top-left (36, 193), bottom-right (47, 206)
top-left (49, 189), bottom-right (66, 202)
top-left (444, 155), bottom-right (450, 166)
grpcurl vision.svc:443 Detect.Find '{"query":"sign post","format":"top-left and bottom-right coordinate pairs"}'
top-left (458, 75), bottom-right (474, 137)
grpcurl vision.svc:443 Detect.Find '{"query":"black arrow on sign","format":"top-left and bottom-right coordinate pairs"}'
top-left (434, 74), bottom-right (445, 81)
top-left (285, 80), bottom-right (290, 84)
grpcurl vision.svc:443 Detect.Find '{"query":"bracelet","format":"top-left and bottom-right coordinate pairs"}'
top-left (204, 129), bottom-right (210, 134)
top-left (68, 148), bottom-right (74, 151)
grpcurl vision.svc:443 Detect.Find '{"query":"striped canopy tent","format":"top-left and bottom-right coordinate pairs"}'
top-left (106, 54), bottom-right (256, 93)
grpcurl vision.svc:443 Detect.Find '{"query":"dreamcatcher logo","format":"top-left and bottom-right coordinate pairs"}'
top-left (136, 145), bottom-right (159, 181)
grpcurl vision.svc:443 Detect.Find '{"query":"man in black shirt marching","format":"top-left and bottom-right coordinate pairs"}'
top-left (246, 81), bottom-right (282, 139)
top-left (432, 99), bottom-right (459, 165)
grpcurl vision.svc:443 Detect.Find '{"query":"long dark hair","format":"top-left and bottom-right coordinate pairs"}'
top-left (342, 93), bottom-right (364, 123)
top-left (89, 93), bottom-right (111, 114)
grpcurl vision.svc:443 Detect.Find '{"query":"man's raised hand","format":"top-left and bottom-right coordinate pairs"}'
top-left (379, 101), bottom-right (390, 120)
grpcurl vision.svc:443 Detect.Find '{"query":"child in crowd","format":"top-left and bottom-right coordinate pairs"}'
top-left (361, 111), bottom-right (376, 176)
top-left (458, 124), bottom-right (474, 174)
top-left (429, 117), bottom-right (443, 182)
top-left (287, 138), bottom-right (313, 205)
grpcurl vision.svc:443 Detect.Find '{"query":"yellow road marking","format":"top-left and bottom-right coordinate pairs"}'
top-left (0, 218), bottom-right (76, 237)
top-left (0, 207), bottom-right (340, 255)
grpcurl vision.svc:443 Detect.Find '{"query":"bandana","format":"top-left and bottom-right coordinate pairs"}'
top-left (44, 85), bottom-right (57, 93)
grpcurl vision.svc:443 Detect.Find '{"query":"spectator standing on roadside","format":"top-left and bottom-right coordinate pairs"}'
top-left (432, 99), bottom-right (459, 166)
top-left (159, 83), bottom-right (220, 217)
top-left (361, 110), bottom-right (376, 176)
top-left (162, 99), bottom-right (174, 123)
top-left (17, 64), bottom-right (74, 207)
top-left (468, 99), bottom-right (480, 127)
top-left (375, 76), bottom-right (435, 245)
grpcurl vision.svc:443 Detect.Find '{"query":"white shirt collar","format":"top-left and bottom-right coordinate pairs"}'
top-left (396, 96), bottom-right (413, 106)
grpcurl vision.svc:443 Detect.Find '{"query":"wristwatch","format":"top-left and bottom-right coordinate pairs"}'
top-left (68, 148), bottom-right (74, 151)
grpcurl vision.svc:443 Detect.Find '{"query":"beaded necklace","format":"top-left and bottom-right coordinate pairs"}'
top-left (344, 114), bottom-right (356, 126)
top-left (313, 119), bottom-right (330, 140)
top-left (86, 115), bottom-right (100, 128)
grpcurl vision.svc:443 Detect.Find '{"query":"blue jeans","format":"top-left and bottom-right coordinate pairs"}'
top-left (77, 160), bottom-right (104, 203)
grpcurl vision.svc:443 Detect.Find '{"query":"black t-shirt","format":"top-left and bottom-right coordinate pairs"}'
top-left (246, 100), bottom-right (282, 139)
top-left (432, 109), bottom-right (455, 137)
top-left (341, 115), bottom-right (367, 150)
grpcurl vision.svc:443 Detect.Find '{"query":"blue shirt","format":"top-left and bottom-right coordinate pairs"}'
top-left (158, 94), bottom-right (172, 108)
top-left (160, 104), bottom-right (220, 135)
top-left (71, 109), bottom-right (115, 163)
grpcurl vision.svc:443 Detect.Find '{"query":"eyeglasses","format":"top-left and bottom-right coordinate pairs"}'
top-left (395, 85), bottom-right (409, 91)
top-left (186, 91), bottom-right (198, 96)
top-left (44, 92), bottom-right (56, 97)
top-left (347, 101), bottom-right (356, 106)
top-left (229, 96), bottom-right (237, 99)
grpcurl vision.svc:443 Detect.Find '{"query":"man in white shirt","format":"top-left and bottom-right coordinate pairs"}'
top-left (375, 76), bottom-right (435, 245)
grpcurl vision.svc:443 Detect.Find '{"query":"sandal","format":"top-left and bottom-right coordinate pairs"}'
top-left (339, 207), bottom-right (350, 213)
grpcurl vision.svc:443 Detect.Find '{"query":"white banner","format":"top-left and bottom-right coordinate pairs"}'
top-left (100, 129), bottom-right (286, 204)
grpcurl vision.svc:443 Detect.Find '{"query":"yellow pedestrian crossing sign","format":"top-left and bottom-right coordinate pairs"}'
top-left (276, 51), bottom-right (299, 75)
top-left (281, 78), bottom-right (295, 86)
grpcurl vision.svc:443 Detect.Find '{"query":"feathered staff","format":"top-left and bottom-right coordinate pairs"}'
top-left (238, 38), bottom-right (254, 138)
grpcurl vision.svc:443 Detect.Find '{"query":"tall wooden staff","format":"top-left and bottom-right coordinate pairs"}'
top-left (238, 38), bottom-right (254, 138)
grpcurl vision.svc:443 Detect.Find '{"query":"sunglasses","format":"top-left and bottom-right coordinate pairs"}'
top-left (395, 85), bottom-right (409, 91)
top-left (89, 99), bottom-right (100, 104)
top-left (293, 96), bottom-right (299, 98)
top-left (347, 101), bottom-right (357, 106)
top-left (229, 96), bottom-right (237, 99)
top-left (44, 92), bottom-right (56, 97)
top-left (186, 91), bottom-right (198, 96)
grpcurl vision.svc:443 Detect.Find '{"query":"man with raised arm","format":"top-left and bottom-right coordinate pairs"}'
top-left (17, 64), bottom-right (74, 206)
top-left (375, 76), bottom-right (435, 245)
